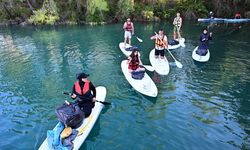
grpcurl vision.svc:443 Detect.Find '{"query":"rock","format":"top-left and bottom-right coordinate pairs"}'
top-left (245, 11), bottom-right (250, 18)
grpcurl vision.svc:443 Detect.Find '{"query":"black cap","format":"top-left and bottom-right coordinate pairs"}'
top-left (77, 72), bottom-right (89, 79)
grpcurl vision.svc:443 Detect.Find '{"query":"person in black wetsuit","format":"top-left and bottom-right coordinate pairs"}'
top-left (71, 73), bottom-right (96, 118)
top-left (196, 28), bottom-right (212, 56)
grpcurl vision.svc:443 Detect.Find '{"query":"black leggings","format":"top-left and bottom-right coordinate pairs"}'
top-left (78, 102), bottom-right (95, 118)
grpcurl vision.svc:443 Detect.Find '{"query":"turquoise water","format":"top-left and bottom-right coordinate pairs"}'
top-left (0, 23), bottom-right (249, 150)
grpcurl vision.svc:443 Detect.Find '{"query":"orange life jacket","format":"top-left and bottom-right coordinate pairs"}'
top-left (74, 80), bottom-right (90, 95)
top-left (126, 22), bottom-right (132, 31)
top-left (155, 37), bottom-right (165, 48)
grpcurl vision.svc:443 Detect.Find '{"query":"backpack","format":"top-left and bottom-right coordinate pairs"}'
top-left (168, 39), bottom-right (179, 45)
top-left (131, 70), bottom-right (145, 80)
top-left (126, 46), bottom-right (138, 51)
top-left (56, 102), bottom-right (85, 129)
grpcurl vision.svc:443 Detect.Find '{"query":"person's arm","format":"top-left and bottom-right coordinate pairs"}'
top-left (179, 18), bottom-right (182, 29)
top-left (127, 56), bottom-right (132, 64)
top-left (138, 53), bottom-right (142, 65)
top-left (150, 35), bottom-right (157, 40)
top-left (89, 82), bottom-right (96, 98)
top-left (71, 84), bottom-right (77, 99)
top-left (164, 36), bottom-right (168, 49)
top-left (173, 18), bottom-right (176, 25)
top-left (131, 22), bottom-right (134, 35)
top-left (123, 22), bottom-right (127, 30)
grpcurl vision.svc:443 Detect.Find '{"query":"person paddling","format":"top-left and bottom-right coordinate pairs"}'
top-left (196, 28), bottom-right (212, 56)
top-left (150, 29), bottom-right (168, 59)
top-left (127, 48), bottom-right (145, 73)
top-left (123, 18), bottom-right (134, 48)
top-left (71, 73), bottom-right (96, 118)
top-left (173, 12), bottom-right (182, 40)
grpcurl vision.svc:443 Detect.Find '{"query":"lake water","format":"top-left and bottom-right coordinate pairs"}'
top-left (0, 22), bottom-right (249, 150)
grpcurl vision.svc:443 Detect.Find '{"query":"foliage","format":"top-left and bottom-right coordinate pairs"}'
top-left (28, 0), bottom-right (59, 25)
top-left (86, 0), bottom-right (109, 23)
top-left (116, 0), bottom-right (134, 20)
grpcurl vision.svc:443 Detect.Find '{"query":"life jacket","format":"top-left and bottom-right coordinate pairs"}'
top-left (174, 17), bottom-right (181, 27)
top-left (74, 80), bottom-right (90, 96)
top-left (129, 55), bottom-right (139, 70)
top-left (126, 22), bottom-right (133, 31)
top-left (155, 36), bottom-right (165, 49)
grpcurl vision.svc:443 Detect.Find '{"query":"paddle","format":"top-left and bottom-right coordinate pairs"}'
top-left (134, 35), bottom-right (143, 42)
top-left (154, 32), bottom-right (183, 68)
top-left (63, 92), bottom-right (111, 105)
top-left (166, 48), bottom-right (183, 68)
top-left (177, 26), bottom-right (185, 47)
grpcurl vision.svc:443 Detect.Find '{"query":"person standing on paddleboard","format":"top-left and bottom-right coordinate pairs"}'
top-left (71, 73), bottom-right (96, 118)
top-left (127, 49), bottom-right (145, 73)
top-left (196, 28), bottom-right (212, 56)
top-left (150, 29), bottom-right (168, 59)
top-left (123, 18), bottom-right (134, 48)
top-left (173, 12), bottom-right (182, 40)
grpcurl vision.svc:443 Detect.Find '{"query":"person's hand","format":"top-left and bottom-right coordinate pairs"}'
top-left (71, 93), bottom-right (77, 99)
top-left (92, 97), bottom-right (96, 102)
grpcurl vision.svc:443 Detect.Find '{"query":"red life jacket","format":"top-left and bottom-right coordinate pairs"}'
top-left (74, 80), bottom-right (90, 95)
top-left (128, 55), bottom-right (139, 70)
top-left (126, 22), bottom-right (132, 31)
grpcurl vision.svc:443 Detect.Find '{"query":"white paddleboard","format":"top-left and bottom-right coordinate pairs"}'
top-left (192, 46), bottom-right (210, 62)
top-left (121, 60), bottom-right (158, 97)
top-left (119, 42), bottom-right (133, 56)
top-left (39, 86), bottom-right (107, 150)
top-left (168, 38), bottom-right (185, 50)
top-left (149, 49), bottom-right (170, 75)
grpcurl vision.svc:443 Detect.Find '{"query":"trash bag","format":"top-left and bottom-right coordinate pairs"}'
top-left (56, 102), bottom-right (85, 129)
top-left (131, 70), bottom-right (145, 80)
top-left (168, 39), bottom-right (179, 45)
top-left (126, 46), bottom-right (138, 51)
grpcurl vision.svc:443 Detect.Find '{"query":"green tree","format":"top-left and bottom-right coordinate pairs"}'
top-left (28, 0), bottom-right (59, 25)
top-left (86, 0), bottom-right (109, 23)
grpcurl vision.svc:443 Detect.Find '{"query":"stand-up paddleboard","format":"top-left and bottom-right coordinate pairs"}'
top-left (168, 38), bottom-right (185, 50)
top-left (223, 18), bottom-right (250, 23)
top-left (149, 49), bottom-right (170, 75)
top-left (121, 60), bottom-right (158, 97)
top-left (39, 86), bottom-right (107, 150)
top-left (192, 46), bottom-right (210, 62)
top-left (198, 18), bottom-right (224, 23)
top-left (119, 42), bottom-right (134, 56)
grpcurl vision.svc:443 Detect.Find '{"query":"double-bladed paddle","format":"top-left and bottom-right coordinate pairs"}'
top-left (63, 92), bottom-right (111, 105)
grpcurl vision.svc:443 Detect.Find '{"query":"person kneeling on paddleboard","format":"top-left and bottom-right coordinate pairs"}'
top-left (71, 73), bottom-right (96, 118)
top-left (196, 28), bottom-right (212, 56)
top-left (127, 49), bottom-right (145, 79)
top-left (150, 29), bottom-right (168, 59)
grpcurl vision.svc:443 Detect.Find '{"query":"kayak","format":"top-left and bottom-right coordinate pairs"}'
top-left (198, 18), bottom-right (224, 23)
top-left (149, 49), bottom-right (170, 75)
top-left (168, 38), bottom-right (185, 50)
top-left (39, 86), bottom-right (107, 150)
top-left (121, 60), bottom-right (158, 97)
top-left (119, 42), bottom-right (133, 56)
top-left (192, 46), bottom-right (210, 62)
top-left (223, 18), bottom-right (250, 23)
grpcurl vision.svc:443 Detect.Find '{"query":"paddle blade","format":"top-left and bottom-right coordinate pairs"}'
top-left (63, 91), bottom-right (70, 95)
top-left (143, 65), bottom-right (154, 72)
top-left (97, 101), bottom-right (111, 105)
top-left (175, 61), bottom-right (183, 68)
top-left (135, 36), bottom-right (143, 42)
top-left (180, 42), bottom-right (186, 47)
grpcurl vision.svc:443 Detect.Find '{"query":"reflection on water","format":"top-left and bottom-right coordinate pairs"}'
top-left (0, 24), bottom-right (249, 149)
